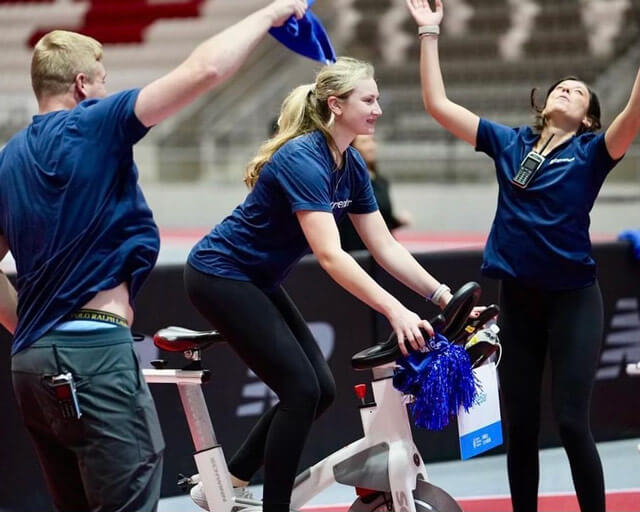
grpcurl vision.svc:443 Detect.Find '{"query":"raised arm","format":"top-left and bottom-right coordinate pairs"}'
top-left (349, 211), bottom-right (451, 305)
top-left (0, 235), bottom-right (17, 334)
top-left (406, 0), bottom-right (479, 146)
top-left (297, 210), bottom-right (433, 355)
top-left (604, 66), bottom-right (640, 160)
top-left (134, 0), bottom-right (307, 127)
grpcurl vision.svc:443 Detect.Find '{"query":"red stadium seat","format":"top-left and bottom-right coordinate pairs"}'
top-left (28, 0), bottom-right (204, 46)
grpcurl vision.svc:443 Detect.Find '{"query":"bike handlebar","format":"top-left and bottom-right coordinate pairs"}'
top-left (350, 281), bottom-right (482, 371)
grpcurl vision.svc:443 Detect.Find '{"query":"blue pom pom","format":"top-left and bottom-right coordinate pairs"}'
top-left (392, 333), bottom-right (478, 430)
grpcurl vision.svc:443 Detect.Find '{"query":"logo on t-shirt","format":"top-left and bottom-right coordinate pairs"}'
top-left (549, 157), bottom-right (576, 165)
top-left (331, 199), bottom-right (352, 210)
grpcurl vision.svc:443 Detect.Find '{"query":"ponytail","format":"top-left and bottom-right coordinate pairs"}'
top-left (243, 56), bottom-right (374, 188)
top-left (244, 84), bottom-right (333, 187)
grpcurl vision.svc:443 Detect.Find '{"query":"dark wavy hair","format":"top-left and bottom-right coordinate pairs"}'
top-left (530, 76), bottom-right (602, 135)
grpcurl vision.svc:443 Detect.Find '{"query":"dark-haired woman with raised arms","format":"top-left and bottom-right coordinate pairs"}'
top-left (405, 1), bottom-right (640, 511)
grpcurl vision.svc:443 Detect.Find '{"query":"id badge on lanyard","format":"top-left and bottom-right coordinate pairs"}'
top-left (512, 151), bottom-right (545, 188)
top-left (511, 134), bottom-right (555, 189)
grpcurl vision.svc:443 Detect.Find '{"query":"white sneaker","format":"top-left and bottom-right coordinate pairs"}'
top-left (189, 475), bottom-right (255, 511)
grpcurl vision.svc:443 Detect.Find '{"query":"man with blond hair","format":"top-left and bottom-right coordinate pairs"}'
top-left (0, 1), bottom-right (307, 510)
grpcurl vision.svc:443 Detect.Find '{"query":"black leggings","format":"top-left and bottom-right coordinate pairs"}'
top-left (184, 264), bottom-right (336, 512)
top-left (498, 279), bottom-right (604, 512)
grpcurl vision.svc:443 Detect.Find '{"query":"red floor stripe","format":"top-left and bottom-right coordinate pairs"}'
top-left (458, 490), bottom-right (640, 512)
top-left (158, 229), bottom-right (616, 245)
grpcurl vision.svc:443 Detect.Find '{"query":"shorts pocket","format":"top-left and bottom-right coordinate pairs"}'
top-left (131, 348), bottom-right (165, 458)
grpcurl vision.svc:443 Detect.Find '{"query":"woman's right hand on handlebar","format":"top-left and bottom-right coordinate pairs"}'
top-left (406, 0), bottom-right (443, 27)
top-left (388, 306), bottom-right (434, 357)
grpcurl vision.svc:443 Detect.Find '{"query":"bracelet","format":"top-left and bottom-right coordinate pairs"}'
top-left (427, 283), bottom-right (450, 305)
top-left (418, 24), bottom-right (440, 38)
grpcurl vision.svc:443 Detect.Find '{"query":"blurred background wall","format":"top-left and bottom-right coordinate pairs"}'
top-left (1, 0), bottom-right (639, 238)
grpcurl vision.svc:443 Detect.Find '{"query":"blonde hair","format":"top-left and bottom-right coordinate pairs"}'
top-left (31, 30), bottom-right (103, 101)
top-left (244, 56), bottom-right (374, 188)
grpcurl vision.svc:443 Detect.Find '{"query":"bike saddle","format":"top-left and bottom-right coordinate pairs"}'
top-left (351, 282), bottom-right (481, 371)
top-left (153, 326), bottom-right (225, 353)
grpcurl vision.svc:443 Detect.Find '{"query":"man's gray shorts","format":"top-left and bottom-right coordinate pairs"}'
top-left (12, 326), bottom-right (165, 512)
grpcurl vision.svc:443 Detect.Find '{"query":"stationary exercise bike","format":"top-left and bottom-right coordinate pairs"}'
top-left (143, 282), bottom-right (499, 512)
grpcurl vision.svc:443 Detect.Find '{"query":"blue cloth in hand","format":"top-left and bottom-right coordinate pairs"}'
top-left (269, 0), bottom-right (336, 63)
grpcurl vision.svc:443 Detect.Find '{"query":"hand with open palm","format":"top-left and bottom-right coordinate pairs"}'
top-left (405, 0), bottom-right (443, 27)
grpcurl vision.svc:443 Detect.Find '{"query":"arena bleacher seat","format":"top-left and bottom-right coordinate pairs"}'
top-left (1, 0), bottom-right (639, 181)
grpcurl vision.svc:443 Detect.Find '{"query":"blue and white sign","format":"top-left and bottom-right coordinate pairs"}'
top-left (457, 362), bottom-right (503, 460)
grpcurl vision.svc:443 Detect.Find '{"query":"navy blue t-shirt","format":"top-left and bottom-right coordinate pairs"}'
top-left (0, 89), bottom-right (159, 354)
top-left (189, 130), bottom-right (378, 290)
top-left (476, 118), bottom-right (620, 290)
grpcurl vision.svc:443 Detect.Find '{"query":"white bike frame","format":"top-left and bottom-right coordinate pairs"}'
top-left (289, 365), bottom-right (426, 512)
top-left (143, 369), bottom-right (258, 512)
top-left (143, 363), bottom-right (428, 512)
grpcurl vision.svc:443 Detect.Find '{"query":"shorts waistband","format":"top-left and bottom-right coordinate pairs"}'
top-left (33, 325), bottom-right (134, 348)
top-left (12, 326), bottom-right (136, 374)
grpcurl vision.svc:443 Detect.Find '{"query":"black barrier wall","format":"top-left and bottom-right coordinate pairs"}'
top-left (1, 243), bottom-right (640, 509)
